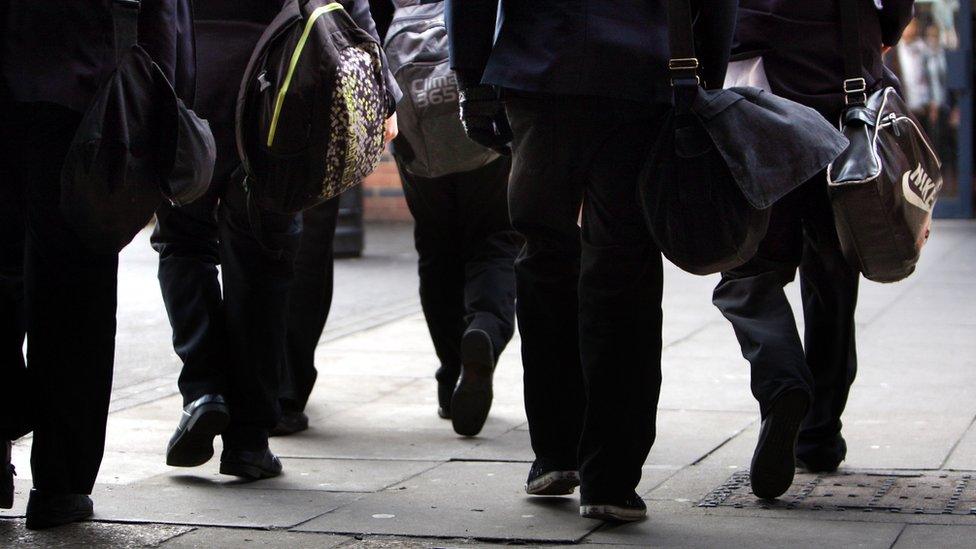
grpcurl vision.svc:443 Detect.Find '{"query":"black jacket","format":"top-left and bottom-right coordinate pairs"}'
top-left (1, 0), bottom-right (196, 112)
top-left (446, 0), bottom-right (737, 104)
top-left (733, 0), bottom-right (915, 117)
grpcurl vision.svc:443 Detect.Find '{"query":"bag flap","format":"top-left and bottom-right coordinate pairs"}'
top-left (692, 86), bottom-right (850, 209)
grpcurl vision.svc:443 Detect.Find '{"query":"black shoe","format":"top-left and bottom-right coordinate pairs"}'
top-left (166, 394), bottom-right (230, 467)
top-left (580, 493), bottom-right (647, 522)
top-left (450, 329), bottom-right (494, 437)
top-left (24, 490), bottom-right (93, 530)
top-left (437, 380), bottom-right (454, 419)
top-left (2, 441), bottom-right (13, 509)
top-left (219, 447), bottom-right (283, 480)
top-left (270, 410), bottom-right (309, 437)
top-left (525, 461), bottom-right (579, 496)
top-left (796, 434), bottom-right (847, 473)
top-left (750, 389), bottom-right (810, 499)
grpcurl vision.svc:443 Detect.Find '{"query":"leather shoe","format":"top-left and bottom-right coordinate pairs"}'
top-left (2, 441), bottom-right (13, 509)
top-left (166, 394), bottom-right (230, 467)
top-left (25, 489), bottom-right (93, 530)
top-left (220, 447), bottom-right (283, 480)
top-left (751, 389), bottom-right (810, 499)
top-left (270, 410), bottom-right (309, 437)
top-left (450, 329), bottom-right (495, 437)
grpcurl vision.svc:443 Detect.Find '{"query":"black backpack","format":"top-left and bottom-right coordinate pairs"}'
top-left (384, 0), bottom-right (498, 177)
top-left (236, 0), bottom-right (388, 214)
top-left (60, 0), bottom-right (215, 254)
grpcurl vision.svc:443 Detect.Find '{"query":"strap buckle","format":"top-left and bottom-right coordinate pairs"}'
top-left (669, 57), bottom-right (701, 86)
top-left (843, 78), bottom-right (867, 106)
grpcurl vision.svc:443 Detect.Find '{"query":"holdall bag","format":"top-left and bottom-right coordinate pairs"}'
top-left (236, 0), bottom-right (388, 214)
top-left (384, 0), bottom-right (498, 178)
top-left (639, 0), bottom-right (850, 275)
top-left (827, 0), bottom-right (943, 283)
top-left (60, 0), bottom-right (216, 254)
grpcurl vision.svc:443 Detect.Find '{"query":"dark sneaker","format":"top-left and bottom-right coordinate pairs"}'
top-left (750, 389), bottom-right (810, 499)
top-left (796, 434), bottom-right (847, 473)
top-left (166, 394), bottom-right (231, 467)
top-left (219, 447), bottom-right (283, 480)
top-left (2, 441), bottom-right (13, 509)
top-left (451, 329), bottom-right (494, 437)
top-left (580, 493), bottom-right (647, 522)
top-left (270, 410), bottom-right (309, 437)
top-left (525, 462), bottom-right (579, 496)
top-left (24, 490), bottom-right (93, 530)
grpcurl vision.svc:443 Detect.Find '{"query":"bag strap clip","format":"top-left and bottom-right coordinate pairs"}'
top-left (669, 57), bottom-right (701, 86)
top-left (843, 77), bottom-right (867, 106)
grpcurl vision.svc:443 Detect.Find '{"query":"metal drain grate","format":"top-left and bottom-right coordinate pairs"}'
top-left (699, 471), bottom-right (976, 516)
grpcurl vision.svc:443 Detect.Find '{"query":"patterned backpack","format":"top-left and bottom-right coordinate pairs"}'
top-left (236, 0), bottom-right (387, 214)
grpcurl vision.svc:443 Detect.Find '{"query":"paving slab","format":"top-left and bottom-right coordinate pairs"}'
top-left (269, 426), bottom-right (483, 461)
top-left (0, 519), bottom-right (191, 548)
top-left (893, 524), bottom-right (976, 548)
top-left (585, 510), bottom-right (903, 548)
top-left (840, 413), bottom-right (975, 469)
top-left (946, 420), bottom-right (976, 471)
top-left (0, 479), bottom-right (30, 518)
top-left (294, 461), bottom-right (601, 542)
top-left (141, 458), bottom-right (441, 493)
top-left (158, 527), bottom-right (351, 548)
top-left (88, 482), bottom-right (357, 528)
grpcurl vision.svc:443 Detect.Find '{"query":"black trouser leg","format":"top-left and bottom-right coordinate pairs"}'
top-left (219, 184), bottom-right (301, 450)
top-left (713, 188), bottom-right (813, 418)
top-left (152, 189), bottom-right (226, 406)
top-left (797, 184), bottom-right (859, 461)
top-left (7, 104), bottom-right (117, 494)
top-left (0, 135), bottom-right (28, 441)
top-left (280, 196), bottom-right (340, 412)
top-left (399, 162), bottom-right (467, 384)
top-left (573, 106), bottom-right (665, 503)
top-left (455, 157), bottom-right (520, 355)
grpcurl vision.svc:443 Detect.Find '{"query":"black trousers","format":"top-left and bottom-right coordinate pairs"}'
top-left (0, 102), bottom-right (117, 495)
top-left (712, 176), bottom-right (858, 463)
top-left (152, 172), bottom-right (301, 450)
top-left (397, 157), bottom-right (519, 385)
top-left (505, 94), bottom-right (667, 502)
top-left (279, 197), bottom-right (340, 413)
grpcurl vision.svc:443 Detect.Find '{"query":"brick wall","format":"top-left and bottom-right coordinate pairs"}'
top-left (362, 152), bottom-right (411, 222)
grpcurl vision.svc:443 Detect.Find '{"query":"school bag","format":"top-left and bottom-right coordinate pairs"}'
top-left (236, 0), bottom-right (388, 214)
top-left (827, 0), bottom-right (943, 283)
top-left (383, 0), bottom-right (498, 178)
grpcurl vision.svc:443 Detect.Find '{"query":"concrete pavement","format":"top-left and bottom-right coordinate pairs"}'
top-left (2, 220), bottom-right (975, 548)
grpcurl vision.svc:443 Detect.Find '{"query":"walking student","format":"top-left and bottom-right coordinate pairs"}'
top-left (0, 0), bottom-right (194, 529)
top-left (447, 0), bottom-right (736, 520)
top-left (713, 0), bottom-right (915, 499)
top-left (372, 0), bottom-right (519, 437)
top-left (154, 0), bottom-right (399, 473)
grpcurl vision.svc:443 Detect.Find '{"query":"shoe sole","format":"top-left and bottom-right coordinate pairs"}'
top-left (166, 404), bottom-right (230, 467)
top-left (580, 504), bottom-right (646, 522)
top-left (219, 461), bottom-right (282, 480)
top-left (451, 330), bottom-right (494, 437)
top-left (750, 390), bottom-right (810, 499)
top-left (525, 471), bottom-right (580, 496)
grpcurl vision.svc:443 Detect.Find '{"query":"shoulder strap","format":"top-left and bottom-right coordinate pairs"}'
top-left (112, 0), bottom-right (141, 64)
top-left (666, 0), bottom-right (700, 113)
top-left (838, 0), bottom-right (867, 106)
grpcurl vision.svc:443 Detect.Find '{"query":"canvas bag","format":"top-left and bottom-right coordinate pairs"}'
top-left (236, 0), bottom-right (388, 214)
top-left (639, 0), bottom-right (849, 275)
top-left (827, 0), bottom-right (943, 283)
top-left (60, 0), bottom-right (216, 254)
top-left (384, 0), bottom-right (498, 177)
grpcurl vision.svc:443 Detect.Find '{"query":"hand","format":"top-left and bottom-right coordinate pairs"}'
top-left (457, 84), bottom-right (512, 155)
top-left (384, 114), bottom-right (399, 144)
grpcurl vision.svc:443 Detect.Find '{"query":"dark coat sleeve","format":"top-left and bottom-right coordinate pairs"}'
top-left (138, 0), bottom-right (196, 104)
top-left (445, 0), bottom-right (498, 84)
top-left (693, 0), bottom-right (737, 90)
top-left (345, 0), bottom-right (402, 112)
top-left (879, 0), bottom-right (915, 47)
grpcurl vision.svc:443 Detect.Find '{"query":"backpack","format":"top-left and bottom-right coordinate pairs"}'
top-left (384, 0), bottom-right (498, 178)
top-left (236, 0), bottom-right (388, 214)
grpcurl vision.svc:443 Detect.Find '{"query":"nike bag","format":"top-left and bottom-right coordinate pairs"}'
top-left (640, 0), bottom-right (850, 275)
top-left (827, 0), bottom-right (943, 283)
top-left (61, 0), bottom-right (216, 253)
top-left (236, 0), bottom-right (388, 214)
top-left (384, 0), bottom-right (498, 177)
